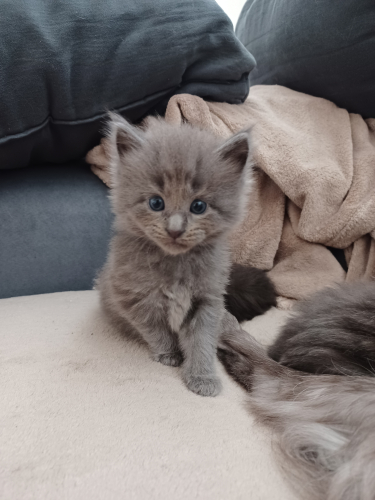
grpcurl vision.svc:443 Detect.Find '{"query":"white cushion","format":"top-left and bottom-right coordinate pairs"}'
top-left (0, 291), bottom-right (296, 499)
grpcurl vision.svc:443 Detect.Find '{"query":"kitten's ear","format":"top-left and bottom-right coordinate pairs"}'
top-left (215, 130), bottom-right (251, 174)
top-left (107, 111), bottom-right (144, 157)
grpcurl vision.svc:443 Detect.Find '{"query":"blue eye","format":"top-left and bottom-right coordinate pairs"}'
top-left (190, 200), bottom-right (207, 214)
top-left (149, 196), bottom-right (165, 211)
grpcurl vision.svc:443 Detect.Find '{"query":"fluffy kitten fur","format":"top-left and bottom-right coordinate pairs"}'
top-left (218, 282), bottom-right (375, 500)
top-left (97, 113), bottom-right (275, 397)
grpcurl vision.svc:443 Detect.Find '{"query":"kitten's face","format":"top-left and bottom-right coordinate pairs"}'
top-left (127, 171), bottom-right (230, 255)
top-left (108, 114), bottom-right (252, 255)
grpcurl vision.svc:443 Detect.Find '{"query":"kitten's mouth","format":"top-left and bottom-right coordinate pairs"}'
top-left (169, 239), bottom-right (189, 248)
top-left (162, 238), bottom-right (191, 254)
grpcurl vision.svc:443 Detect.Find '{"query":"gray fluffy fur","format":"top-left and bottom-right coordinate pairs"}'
top-left (97, 113), bottom-right (252, 397)
top-left (269, 282), bottom-right (375, 376)
top-left (218, 282), bottom-right (375, 500)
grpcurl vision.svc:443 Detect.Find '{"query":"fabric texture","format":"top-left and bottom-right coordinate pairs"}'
top-left (0, 290), bottom-right (295, 500)
top-left (0, 163), bottom-right (113, 299)
top-left (0, 0), bottom-right (255, 170)
top-left (87, 86), bottom-right (375, 307)
top-left (236, 0), bottom-right (375, 118)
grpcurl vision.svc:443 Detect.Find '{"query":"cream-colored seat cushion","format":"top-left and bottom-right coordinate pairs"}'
top-left (0, 291), bottom-right (296, 500)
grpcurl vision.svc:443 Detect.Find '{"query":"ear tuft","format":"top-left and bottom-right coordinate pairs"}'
top-left (216, 130), bottom-right (251, 174)
top-left (107, 111), bottom-right (144, 157)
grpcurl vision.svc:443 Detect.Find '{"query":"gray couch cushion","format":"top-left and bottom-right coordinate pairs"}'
top-left (0, 164), bottom-right (112, 299)
top-left (0, 0), bottom-right (255, 170)
top-left (236, 0), bottom-right (375, 118)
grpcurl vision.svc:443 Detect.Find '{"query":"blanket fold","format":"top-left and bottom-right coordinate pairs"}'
top-left (86, 86), bottom-right (375, 305)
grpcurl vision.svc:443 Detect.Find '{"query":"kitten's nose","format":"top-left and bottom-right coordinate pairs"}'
top-left (167, 213), bottom-right (186, 240)
top-left (167, 229), bottom-right (184, 240)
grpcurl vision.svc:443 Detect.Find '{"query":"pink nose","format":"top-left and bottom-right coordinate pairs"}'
top-left (167, 229), bottom-right (184, 240)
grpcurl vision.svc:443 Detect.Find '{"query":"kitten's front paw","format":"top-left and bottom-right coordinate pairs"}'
top-left (184, 375), bottom-right (222, 397)
top-left (154, 352), bottom-right (183, 367)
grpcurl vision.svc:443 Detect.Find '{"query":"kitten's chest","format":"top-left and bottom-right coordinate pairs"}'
top-left (162, 282), bottom-right (192, 333)
top-left (156, 249), bottom-right (226, 333)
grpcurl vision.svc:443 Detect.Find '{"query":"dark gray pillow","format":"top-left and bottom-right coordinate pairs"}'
top-left (0, 0), bottom-right (255, 170)
top-left (0, 163), bottom-right (113, 299)
top-left (237, 0), bottom-right (375, 118)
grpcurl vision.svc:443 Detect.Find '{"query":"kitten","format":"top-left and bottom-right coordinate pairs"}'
top-left (97, 113), bottom-right (275, 397)
top-left (268, 282), bottom-right (375, 376)
top-left (218, 282), bottom-right (375, 500)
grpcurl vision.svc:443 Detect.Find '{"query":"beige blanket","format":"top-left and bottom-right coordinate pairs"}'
top-left (1, 291), bottom-right (296, 500)
top-left (86, 86), bottom-right (375, 306)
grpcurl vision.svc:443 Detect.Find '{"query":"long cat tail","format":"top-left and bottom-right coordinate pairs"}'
top-left (225, 263), bottom-right (277, 322)
top-left (218, 315), bottom-right (375, 500)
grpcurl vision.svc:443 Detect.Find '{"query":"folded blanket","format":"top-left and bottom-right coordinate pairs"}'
top-left (86, 86), bottom-right (375, 307)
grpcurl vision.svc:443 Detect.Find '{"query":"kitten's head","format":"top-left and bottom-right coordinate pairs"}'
top-left (107, 113), bottom-right (253, 255)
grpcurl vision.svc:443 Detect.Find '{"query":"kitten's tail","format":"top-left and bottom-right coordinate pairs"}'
top-left (218, 316), bottom-right (375, 500)
top-left (225, 264), bottom-right (276, 322)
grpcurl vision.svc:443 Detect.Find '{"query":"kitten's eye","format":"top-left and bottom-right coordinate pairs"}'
top-left (190, 200), bottom-right (207, 215)
top-left (149, 196), bottom-right (165, 211)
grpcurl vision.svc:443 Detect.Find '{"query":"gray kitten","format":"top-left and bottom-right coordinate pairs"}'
top-left (97, 113), bottom-right (264, 397)
top-left (218, 282), bottom-right (375, 500)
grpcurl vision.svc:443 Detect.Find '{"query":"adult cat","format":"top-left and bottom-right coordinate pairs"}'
top-left (219, 282), bottom-right (375, 499)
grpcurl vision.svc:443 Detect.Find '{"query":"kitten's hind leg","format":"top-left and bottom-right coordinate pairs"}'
top-left (143, 330), bottom-right (183, 367)
top-left (153, 350), bottom-right (183, 367)
top-left (123, 315), bottom-right (183, 367)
